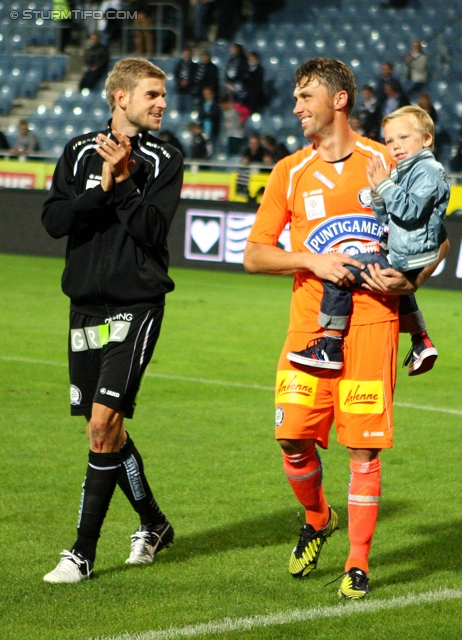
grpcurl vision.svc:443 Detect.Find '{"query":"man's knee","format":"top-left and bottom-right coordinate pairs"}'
top-left (88, 403), bottom-right (125, 452)
top-left (278, 438), bottom-right (315, 455)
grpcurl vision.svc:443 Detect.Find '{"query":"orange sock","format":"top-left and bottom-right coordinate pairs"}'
top-left (282, 444), bottom-right (330, 530)
top-left (345, 457), bottom-right (381, 575)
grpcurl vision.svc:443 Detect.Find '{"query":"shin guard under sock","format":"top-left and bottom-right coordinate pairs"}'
top-left (346, 457), bottom-right (381, 574)
top-left (118, 433), bottom-right (165, 527)
top-left (282, 444), bottom-right (330, 530)
top-left (73, 451), bottom-right (122, 563)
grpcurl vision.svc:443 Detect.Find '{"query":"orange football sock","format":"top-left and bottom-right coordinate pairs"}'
top-left (282, 444), bottom-right (330, 531)
top-left (345, 457), bottom-right (381, 575)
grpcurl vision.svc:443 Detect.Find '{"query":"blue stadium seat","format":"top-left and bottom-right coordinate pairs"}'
top-left (45, 55), bottom-right (68, 81)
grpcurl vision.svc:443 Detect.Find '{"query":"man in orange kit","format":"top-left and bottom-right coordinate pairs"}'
top-left (244, 57), bottom-right (448, 598)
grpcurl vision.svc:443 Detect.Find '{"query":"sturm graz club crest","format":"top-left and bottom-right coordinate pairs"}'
top-left (358, 187), bottom-right (372, 208)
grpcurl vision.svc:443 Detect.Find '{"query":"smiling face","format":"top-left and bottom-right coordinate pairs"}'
top-left (384, 115), bottom-right (432, 163)
top-left (122, 77), bottom-right (167, 133)
top-left (293, 77), bottom-right (335, 140)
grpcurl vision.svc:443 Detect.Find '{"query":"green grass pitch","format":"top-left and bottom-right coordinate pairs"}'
top-left (0, 253), bottom-right (461, 640)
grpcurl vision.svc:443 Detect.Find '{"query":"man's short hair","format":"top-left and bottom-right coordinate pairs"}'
top-left (294, 57), bottom-right (357, 116)
top-left (383, 105), bottom-right (435, 149)
top-left (105, 58), bottom-right (166, 112)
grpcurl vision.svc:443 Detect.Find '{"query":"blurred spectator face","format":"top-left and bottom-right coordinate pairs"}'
top-left (182, 48), bottom-right (192, 60)
top-left (362, 87), bottom-right (374, 102)
top-left (202, 87), bottom-right (214, 102)
top-left (350, 116), bottom-right (362, 132)
top-left (249, 135), bottom-right (260, 152)
top-left (381, 63), bottom-right (393, 78)
top-left (412, 41), bottom-right (422, 53)
top-left (201, 52), bottom-right (211, 64)
top-left (248, 53), bottom-right (259, 65)
top-left (384, 82), bottom-right (398, 97)
top-left (417, 93), bottom-right (432, 109)
top-left (19, 121), bottom-right (29, 134)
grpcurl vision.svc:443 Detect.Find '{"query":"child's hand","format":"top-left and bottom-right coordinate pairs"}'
top-left (366, 156), bottom-right (392, 191)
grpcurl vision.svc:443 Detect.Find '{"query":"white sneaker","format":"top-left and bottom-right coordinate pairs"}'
top-left (43, 550), bottom-right (93, 584)
top-left (125, 521), bottom-right (174, 565)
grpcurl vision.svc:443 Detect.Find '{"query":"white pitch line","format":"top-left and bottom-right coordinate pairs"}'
top-left (89, 588), bottom-right (462, 640)
top-left (2, 355), bottom-right (462, 416)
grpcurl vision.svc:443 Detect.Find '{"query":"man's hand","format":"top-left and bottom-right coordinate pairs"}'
top-left (244, 241), bottom-right (364, 283)
top-left (360, 262), bottom-right (417, 294)
top-left (95, 131), bottom-right (135, 185)
top-left (307, 252), bottom-right (365, 286)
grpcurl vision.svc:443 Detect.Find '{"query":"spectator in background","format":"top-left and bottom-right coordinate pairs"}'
top-left (188, 121), bottom-right (211, 159)
top-left (449, 132), bottom-right (462, 172)
top-left (10, 120), bottom-right (40, 155)
top-left (192, 51), bottom-right (220, 106)
top-left (404, 41), bottom-right (428, 99)
top-left (418, 92), bottom-right (452, 163)
top-left (219, 93), bottom-right (245, 156)
top-left (375, 62), bottom-right (405, 107)
top-left (97, 0), bottom-right (123, 46)
top-left (381, 79), bottom-right (409, 118)
top-left (358, 85), bottom-right (381, 140)
top-left (241, 133), bottom-right (265, 163)
top-left (379, 80), bottom-right (410, 141)
top-left (417, 92), bottom-right (437, 124)
top-left (174, 47), bottom-right (197, 114)
top-left (349, 115), bottom-right (364, 135)
top-left (244, 52), bottom-right (267, 114)
top-left (157, 130), bottom-right (185, 156)
top-left (261, 134), bottom-right (289, 164)
top-left (190, 0), bottom-right (215, 43)
top-left (128, 0), bottom-right (154, 55)
top-left (225, 43), bottom-right (249, 104)
top-left (0, 129), bottom-right (9, 150)
top-left (215, 0), bottom-right (243, 41)
top-left (79, 32), bottom-right (110, 92)
top-left (199, 86), bottom-right (221, 152)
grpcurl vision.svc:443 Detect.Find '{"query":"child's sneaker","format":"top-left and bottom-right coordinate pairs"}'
top-left (404, 332), bottom-right (438, 376)
top-left (287, 335), bottom-right (344, 370)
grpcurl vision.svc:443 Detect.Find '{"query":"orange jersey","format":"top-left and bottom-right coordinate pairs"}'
top-left (248, 134), bottom-right (399, 332)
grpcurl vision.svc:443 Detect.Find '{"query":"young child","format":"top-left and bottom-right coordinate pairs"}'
top-left (287, 106), bottom-right (449, 375)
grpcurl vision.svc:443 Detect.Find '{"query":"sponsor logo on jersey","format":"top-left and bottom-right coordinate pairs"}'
top-left (303, 193), bottom-right (327, 220)
top-left (275, 406), bottom-right (285, 427)
top-left (275, 370), bottom-right (318, 406)
top-left (313, 171), bottom-right (335, 190)
top-left (358, 187), bottom-right (372, 208)
top-left (100, 387), bottom-right (120, 398)
top-left (70, 321), bottom-right (130, 351)
top-left (363, 431), bottom-right (385, 438)
top-left (70, 384), bottom-right (82, 405)
top-left (105, 313), bottom-right (133, 323)
top-left (304, 214), bottom-right (384, 254)
top-left (339, 380), bottom-right (384, 414)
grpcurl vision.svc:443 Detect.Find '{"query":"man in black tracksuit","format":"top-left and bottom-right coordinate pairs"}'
top-left (42, 58), bottom-right (183, 583)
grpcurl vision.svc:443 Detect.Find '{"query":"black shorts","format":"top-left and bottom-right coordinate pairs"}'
top-left (68, 305), bottom-right (164, 419)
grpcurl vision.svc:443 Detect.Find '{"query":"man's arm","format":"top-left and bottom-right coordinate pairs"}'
top-left (244, 241), bottom-right (367, 286)
top-left (360, 238), bottom-right (450, 294)
top-left (96, 131), bottom-right (184, 247)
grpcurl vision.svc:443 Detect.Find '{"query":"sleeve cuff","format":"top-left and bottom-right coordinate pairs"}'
top-left (376, 177), bottom-right (394, 198)
top-left (86, 184), bottom-right (113, 207)
top-left (113, 177), bottom-right (138, 200)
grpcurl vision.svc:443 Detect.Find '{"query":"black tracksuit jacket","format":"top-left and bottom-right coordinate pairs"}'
top-left (42, 123), bottom-right (184, 313)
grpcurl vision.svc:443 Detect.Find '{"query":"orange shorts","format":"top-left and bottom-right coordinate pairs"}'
top-left (274, 321), bottom-right (399, 449)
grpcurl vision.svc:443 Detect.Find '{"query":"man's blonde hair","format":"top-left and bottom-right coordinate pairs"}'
top-left (383, 105), bottom-right (434, 149)
top-left (105, 58), bottom-right (166, 112)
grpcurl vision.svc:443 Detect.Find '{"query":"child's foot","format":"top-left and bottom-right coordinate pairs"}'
top-left (287, 335), bottom-right (344, 370)
top-left (404, 332), bottom-right (438, 376)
